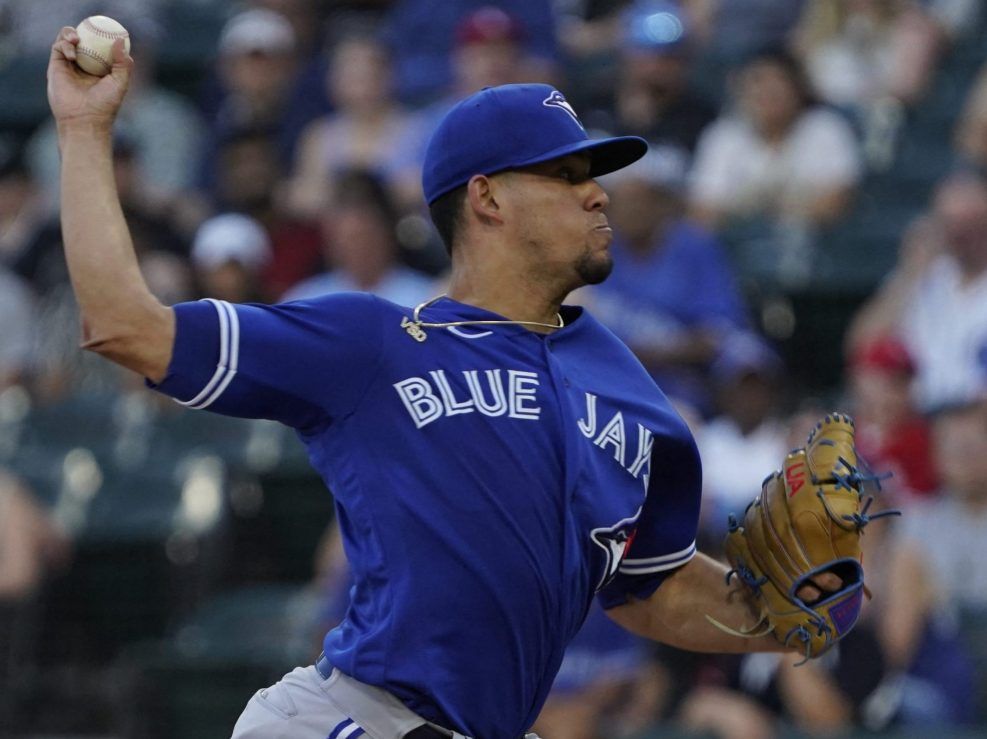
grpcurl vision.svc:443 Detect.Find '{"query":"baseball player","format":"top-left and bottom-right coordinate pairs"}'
top-left (48, 28), bottom-right (848, 739)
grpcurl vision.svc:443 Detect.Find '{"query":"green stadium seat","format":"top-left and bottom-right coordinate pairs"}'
top-left (117, 584), bottom-right (314, 739)
top-left (35, 452), bottom-right (232, 663)
top-left (0, 53), bottom-right (52, 132)
top-left (957, 606), bottom-right (987, 723)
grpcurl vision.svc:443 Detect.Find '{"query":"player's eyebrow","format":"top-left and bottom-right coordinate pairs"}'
top-left (516, 154), bottom-right (592, 182)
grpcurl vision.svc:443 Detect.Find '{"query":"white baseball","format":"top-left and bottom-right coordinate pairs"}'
top-left (74, 15), bottom-right (130, 77)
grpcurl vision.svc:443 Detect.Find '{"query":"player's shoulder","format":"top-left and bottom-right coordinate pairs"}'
top-left (270, 291), bottom-right (407, 335)
top-left (279, 290), bottom-right (405, 316)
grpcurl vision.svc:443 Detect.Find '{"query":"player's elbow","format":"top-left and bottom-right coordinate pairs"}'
top-left (80, 303), bottom-right (175, 382)
top-left (605, 597), bottom-right (659, 640)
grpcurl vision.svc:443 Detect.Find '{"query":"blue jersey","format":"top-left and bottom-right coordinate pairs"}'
top-left (151, 294), bottom-right (701, 739)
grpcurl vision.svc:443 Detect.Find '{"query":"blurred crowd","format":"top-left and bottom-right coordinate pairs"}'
top-left (3, 0), bottom-right (987, 737)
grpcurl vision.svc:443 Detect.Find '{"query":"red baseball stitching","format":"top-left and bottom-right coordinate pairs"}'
top-left (77, 45), bottom-right (111, 73)
top-left (81, 17), bottom-right (129, 42)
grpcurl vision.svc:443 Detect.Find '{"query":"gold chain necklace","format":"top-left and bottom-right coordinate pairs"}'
top-left (401, 294), bottom-right (564, 342)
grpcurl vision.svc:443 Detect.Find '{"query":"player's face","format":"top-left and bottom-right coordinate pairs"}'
top-left (502, 153), bottom-right (614, 290)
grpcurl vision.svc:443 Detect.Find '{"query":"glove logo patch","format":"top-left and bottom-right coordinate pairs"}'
top-left (829, 587), bottom-right (864, 635)
top-left (785, 460), bottom-right (806, 497)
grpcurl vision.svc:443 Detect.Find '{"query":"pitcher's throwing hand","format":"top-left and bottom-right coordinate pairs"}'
top-left (48, 25), bottom-right (132, 129)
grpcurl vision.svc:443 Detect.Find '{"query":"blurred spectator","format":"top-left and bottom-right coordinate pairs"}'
top-left (922, 0), bottom-right (981, 39)
top-left (18, 133), bottom-right (189, 299)
top-left (287, 35), bottom-right (420, 217)
top-left (401, 6), bottom-right (538, 212)
top-left (793, 0), bottom-right (942, 168)
top-left (139, 250), bottom-right (196, 310)
top-left (0, 264), bottom-right (36, 391)
top-left (534, 601), bottom-right (660, 739)
top-left (382, 0), bottom-right (559, 105)
top-left (678, 624), bottom-right (887, 738)
top-left (553, 0), bottom-right (629, 62)
top-left (110, 133), bottom-right (193, 254)
top-left (874, 400), bottom-right (985, 726)
top-left (243, 0), bottom-right (358, 169)
top-left (28, 9), bottom-right (204, 209)
top-left (581, 149), bottom-right (749, 414)
top-left (0, 471), bottom-right (71, 712)
top-left (252, 0), bottom-right (326, 59)
top-left (702, 0), bottom-right (807, 64)
top-left (452, 5), bottom-right (534, 93)
top-left (794, 0), bottom-right (941, 111)
top-left (0, 0), bottom-right (164, 54)
top-left (604, 1), bottom-right (717, 157)
top-left (689, 49), bottom-right (862, 230)
top-left (198, 8), bottom-right (300, 191)
top-left (0, 139), bottom-right (47, 268)
top-left (28, 132), bottom-right (199, 401)
top-left (192, 213), bottom-right (273, 304)
top-left (847, 172), bottom-right (987, 412)
top-left (847, 336), bottom-right (938, 502)
top-left (679, 622), bottom-right (883, 739)
top-left (890, 401), bottom-right (987, 611)
top-left (0, 138), bottom-right (52, 304)
top-left (212, 128), bottom-right (323, 301)
top-left (696, 333), bottom-right (788, 543)
top-left (953, 59), bottom-right (987, 170)
top-left (0, 471), bottom-right (70, 600)
top-left (283, 170), bottom-right (434, 306)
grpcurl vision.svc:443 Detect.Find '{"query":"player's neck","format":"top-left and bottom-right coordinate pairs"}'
top-left (446, 265), bottom-right (564, 333)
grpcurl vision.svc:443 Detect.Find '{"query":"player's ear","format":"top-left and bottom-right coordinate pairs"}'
top-left (465, 174), bottom-right (505, 226)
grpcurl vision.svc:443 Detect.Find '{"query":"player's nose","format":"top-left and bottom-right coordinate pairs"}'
top-left (585, 179), bottom-right (610, 211)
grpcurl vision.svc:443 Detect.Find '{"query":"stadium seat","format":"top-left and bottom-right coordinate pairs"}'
top-left (958, 606), bottom-right (987, 723)
top-left (117, 584), bottom-right (314, 739)
top-left (0, 53), bottom-right (52, 132)
top-left (36, 452), bottom-right (232, 664)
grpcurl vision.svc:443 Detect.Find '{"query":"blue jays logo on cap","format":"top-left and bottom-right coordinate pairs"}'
top-left (422, 83), bottom-right (648, 205)
top-left (542, 90), bottom-right (583, 128)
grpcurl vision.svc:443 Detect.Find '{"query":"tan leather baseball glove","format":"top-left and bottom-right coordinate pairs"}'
top-left (717, 413), bottom-right (897, 661)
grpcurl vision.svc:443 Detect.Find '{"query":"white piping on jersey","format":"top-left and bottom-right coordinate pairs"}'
top-left (336, 723), bottom-right (365, 739)
top-left (446, 326), bottom-right (494, 339)
top-left (619, 540), bottom-right (697, 574)
top-left (176, 299), bottom-right (240, 410)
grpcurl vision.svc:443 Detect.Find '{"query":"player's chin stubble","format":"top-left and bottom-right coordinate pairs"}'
top-left (575, 249), bottom-right (614, 286)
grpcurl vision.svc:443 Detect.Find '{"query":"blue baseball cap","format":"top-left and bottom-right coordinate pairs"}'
top-left (422, 84), bottom-right (648, 204)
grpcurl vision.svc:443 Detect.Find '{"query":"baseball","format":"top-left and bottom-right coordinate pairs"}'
top-left (74, 15), bottom-right (130, 77)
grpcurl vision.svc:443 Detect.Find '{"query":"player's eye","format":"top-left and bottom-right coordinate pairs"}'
top-left (558, 167), bottom-right (587, 183)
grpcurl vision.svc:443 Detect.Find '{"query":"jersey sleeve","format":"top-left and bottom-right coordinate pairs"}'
top-left (148, 292), bottom-right (384, 431)
top-left (598, 427), bottom-right (702, 609)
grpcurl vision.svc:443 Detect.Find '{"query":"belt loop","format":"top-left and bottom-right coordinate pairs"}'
top-left (315, 652), bottom-right (332, 680)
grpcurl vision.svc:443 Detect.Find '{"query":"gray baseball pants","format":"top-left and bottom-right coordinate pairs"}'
top-left (230, 660), bottom-right (541, 739)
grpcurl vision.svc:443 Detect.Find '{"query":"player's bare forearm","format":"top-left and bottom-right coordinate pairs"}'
top-left (50, 27), bottom-right (173, 382)
top-left (606, 552), bottom-right (787, 654)
top-left (58, 122), bottom-right (174, 381)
